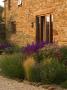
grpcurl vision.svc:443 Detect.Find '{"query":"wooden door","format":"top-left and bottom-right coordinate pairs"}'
top-left (36, 15), bottom-right (53, 43)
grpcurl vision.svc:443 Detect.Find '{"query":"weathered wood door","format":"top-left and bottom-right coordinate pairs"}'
top-left (36, 15), bottom-right (53, 43)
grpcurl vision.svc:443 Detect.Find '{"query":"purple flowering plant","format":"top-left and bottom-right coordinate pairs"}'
top-left (0, 43), bottom-right (12, 50)
top-left (0, 43), bottom-right (18, 54)
top-left (23, 41), bottom-right (49, 56)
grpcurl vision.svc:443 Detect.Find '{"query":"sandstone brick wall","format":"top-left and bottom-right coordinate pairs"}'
top-left (4, 0), bottom-right (67, 46)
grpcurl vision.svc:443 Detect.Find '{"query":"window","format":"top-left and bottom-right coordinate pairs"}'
top-left (46, 15), bottom-right (53, 43)
top-left (18, 0), bottom-right (23, 6)
top-left (36, 16), bottom-right (40, 43)
top-left (36, 14), bottom-right (53, 43)
top-left (11, 21), bottom-right (16, 34)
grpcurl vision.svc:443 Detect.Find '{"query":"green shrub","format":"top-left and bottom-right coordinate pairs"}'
top-left (41, 45), bottom-right (60, 58)
top-left (28, 63), bottom-right (41, 82)
top-left (0, 53), bottom-right (25, 79)
top-left (40, 58), bottom-right (67, 84)
top-left (33, 45), bottom-right (67, 84)
top-left (32, 45), bottom-right (67, 84)
top-left (34, 45), bottom-right (67, 64)
top-left (33, 51), bottom-right (45, 63)
top-left (34, 45), bottom-right (61, 63)
top-left (23, 57), bottom-right (67, 84)
top-left (60, 80), bottom-right (67, 88)
top-left (60, 46), bottom-right (67, 64)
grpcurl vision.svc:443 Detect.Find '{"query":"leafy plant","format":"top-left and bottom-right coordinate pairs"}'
top-left (40, 58), bottom-right (67, 84)
top-left (27, 63), bottom-right (41, 82)
top-left (60, 46), bottom-right (67, 65)
top-left (33, 51), bottom-right (45, 63)
top-left (0, 53), bottom-right (25, 79)
top-left (60, 80), bottom-right (67, 89)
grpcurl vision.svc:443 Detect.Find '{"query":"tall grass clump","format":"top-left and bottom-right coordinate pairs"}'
top-left (23, 57), bottom-right (36, 81)
top-left (0, 53), bottom-right (25, 79)
top-left (40, 58), bottom-right (67, 84)
top-left (26, 63), bottom-right (41, 82)
top-left (60, 80), bottom-right (67, 89)
top-left (32, 45), bottom-right (67, 84)
top-left (60, 46), bottom-right (67, 64)
top-left (23, 57), bottom-right (67, 84)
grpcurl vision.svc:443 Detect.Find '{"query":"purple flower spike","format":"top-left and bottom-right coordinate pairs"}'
top-left (23, 41), bottom-right (48, 55)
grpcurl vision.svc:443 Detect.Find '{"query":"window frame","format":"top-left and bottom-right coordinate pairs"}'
top-left (18, 0), bottom-right (23, 6)
top-left (36, 14), bottom-right (53, 43)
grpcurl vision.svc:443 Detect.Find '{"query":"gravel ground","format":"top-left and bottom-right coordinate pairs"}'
top-left (0, 76), bottom-right (66, 90)
top-left (0, 76), bottom-right (47, 90)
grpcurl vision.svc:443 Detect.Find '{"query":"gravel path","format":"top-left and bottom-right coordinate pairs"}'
top-left (0, 76), bottom-right (46, 90)
top-left (0, 76), bottom-right (66, 90)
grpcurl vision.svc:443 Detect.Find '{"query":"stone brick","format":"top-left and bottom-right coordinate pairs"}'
top-left (4, 0), bottom-right (67, 46)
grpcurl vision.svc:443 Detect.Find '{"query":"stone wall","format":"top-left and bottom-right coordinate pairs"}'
top-left (4, 0), bottom-right (67, 46)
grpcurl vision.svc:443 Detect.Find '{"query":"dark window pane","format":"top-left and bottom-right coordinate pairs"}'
top-left (36, 16), bottom-right (40, 43)
top-left (11, 21), bottom-right (16, 33)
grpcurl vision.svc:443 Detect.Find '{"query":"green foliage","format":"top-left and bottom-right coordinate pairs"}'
top-left (34, 45), bottom-right (67, 64)
top-left (60, 80), bottom-right (67, 89)
top-left (60, 46), bottom-right (67, 63)
top-left (23, 57), bottom-right (67, 84)
top-left (24, 45), bottom-right (67, 84)
top-left (0, 44), bottom-right (67, 85)
top-left (33, 51), bottom-right (45, 63)
top-left (27, 63), bottom-right (41, 82)
top-left (0, 53), bottom-right (25, 79)
top-left (34, 45), bottom-right (61, 63)
top-left (40, 58), bottom-right (67, 84)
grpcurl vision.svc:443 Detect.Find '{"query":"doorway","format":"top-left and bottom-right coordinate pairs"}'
top-left (36, 14), bottom-right (53, 43)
